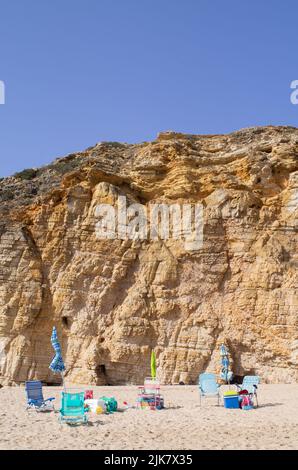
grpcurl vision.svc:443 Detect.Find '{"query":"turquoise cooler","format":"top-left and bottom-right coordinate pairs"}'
top-left (224, 394), bottom-right (239, 409)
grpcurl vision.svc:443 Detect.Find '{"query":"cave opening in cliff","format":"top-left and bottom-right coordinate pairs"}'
top-left (96, 364), bottom-right (106, 376)
top-left (95, 364), bottom-right (109, 384)
top-left (62, 316), bottom-right (69, 328)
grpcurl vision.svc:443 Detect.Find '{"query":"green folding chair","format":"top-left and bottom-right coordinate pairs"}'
top-left (60, 392), bottom-right (88, 424)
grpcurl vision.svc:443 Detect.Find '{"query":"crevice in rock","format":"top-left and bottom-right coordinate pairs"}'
top-left (62, 316), bottom-right (70, 329)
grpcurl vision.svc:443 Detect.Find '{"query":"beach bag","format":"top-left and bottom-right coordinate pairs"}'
top-left (84, 390), bottom-right (93, 400)
top-left (241, 394), bottom-right (253, 410)
top-left (84, 399), bottom-right (98, 413)
top-left (99, 396), bottom-right (118, 413)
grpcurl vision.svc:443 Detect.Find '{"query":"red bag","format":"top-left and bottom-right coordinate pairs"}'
top-left (84, 390), bottom-right (93, 400)
top-left (240, 394), bottom-right (253, 409)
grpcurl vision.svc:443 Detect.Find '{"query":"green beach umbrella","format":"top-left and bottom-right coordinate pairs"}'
top-left (151, 350), bottom-right (156, 379)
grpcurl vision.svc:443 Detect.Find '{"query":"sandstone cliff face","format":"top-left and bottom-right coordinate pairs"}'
top-left (1, 126), bottom-right (298, 385)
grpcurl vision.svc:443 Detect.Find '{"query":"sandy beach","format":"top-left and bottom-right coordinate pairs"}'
top-left (0, 384), bottom-right (298, 450)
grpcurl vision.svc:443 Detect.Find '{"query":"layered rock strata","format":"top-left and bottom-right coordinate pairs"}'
top-left (1, 126), bottom-right (298, 385)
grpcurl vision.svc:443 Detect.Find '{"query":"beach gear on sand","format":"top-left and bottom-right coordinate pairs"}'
top-left (137, 383), bottom-right (164, 410)
top-left (60, 391), bottom-right (88, 424)
top-left (123, 401), bottom-right (133, 409)
top-left (49, 327), bottom-right (66, 389)
top-left (84, 398), bottom-right (107, 414)
top-left (96, 405), bottom-right (104, 415)
top-left (99, 396), bottom-right (118, 414)
top-left (25, 381), bottom-right (55, 411)
top-left (137, 392), bottom-right (164, 410)
top-left (136, 351), bottom-right (163, 410)
top-left (198, 373), bottom-right (221, 406)
top-left (84, 399), bottom-right (98, 413)
top-left (97, 399), bottom-right (108, 413)
top-left (237, 375), bottom-right (259, 407)
top-left (84, 403), bottom-right (90, 412)
top-left (239, 393), bottom-right (253, 410)
top-left (223, 390), bottom-right (239, 409)
top-left (84, 390), bottom-right (93, 400)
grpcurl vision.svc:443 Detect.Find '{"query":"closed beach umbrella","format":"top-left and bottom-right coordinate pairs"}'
top-left (151, 350), bottom-right (156, 379)
top-left (220, 344), bottom-right (233, 384)
top-left (49, 326), bottom-right (66, 388)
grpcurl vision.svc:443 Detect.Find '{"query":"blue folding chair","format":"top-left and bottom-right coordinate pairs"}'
top-left (60, 392), bottom-right (88, 425)
top-left (237, 376), bottom-right (260, 407)
top-left (198, 373), bottom-right (221, 406)
top-left (25, 381), bottom-right (55, 411)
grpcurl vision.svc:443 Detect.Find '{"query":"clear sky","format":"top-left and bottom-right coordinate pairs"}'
top-left (0, 0), bottom-right (298, 177)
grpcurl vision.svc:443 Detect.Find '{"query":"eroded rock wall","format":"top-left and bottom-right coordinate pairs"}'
top-left (1, 126), bottom-right (298, 384)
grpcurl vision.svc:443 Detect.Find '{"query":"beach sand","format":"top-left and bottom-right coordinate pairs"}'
top-left (0, 384), bottom-right (297, 450)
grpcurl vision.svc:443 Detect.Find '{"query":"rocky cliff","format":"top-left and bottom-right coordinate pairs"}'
top-left (1, 126), bottom-right (298, 385)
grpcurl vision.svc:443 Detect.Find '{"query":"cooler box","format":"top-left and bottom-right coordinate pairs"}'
top-left (223, 391), bottom-right (239, 409)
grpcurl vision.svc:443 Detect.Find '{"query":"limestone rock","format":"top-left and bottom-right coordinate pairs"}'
top-left (1, 126), bottom-right (298, 385)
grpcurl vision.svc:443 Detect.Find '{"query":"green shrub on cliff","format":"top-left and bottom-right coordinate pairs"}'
top-left (13, 168), bottom-right (37, 180)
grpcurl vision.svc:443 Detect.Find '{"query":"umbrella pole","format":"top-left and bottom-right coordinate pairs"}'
top-left (61, 372), bottom-right (66, 391)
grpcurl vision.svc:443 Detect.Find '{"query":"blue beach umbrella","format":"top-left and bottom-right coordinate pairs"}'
top-left (49, 326), bottom-right (66, 388)
top-left (220, 344), bottom-right (233, 384)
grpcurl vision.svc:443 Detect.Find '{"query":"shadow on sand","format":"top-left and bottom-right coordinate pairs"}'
top-left (258, 402), bottom-right (283, 408)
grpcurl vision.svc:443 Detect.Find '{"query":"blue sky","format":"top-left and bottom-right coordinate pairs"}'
top-left (0, 0), bottom-right (298, 177)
